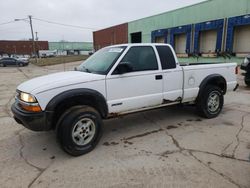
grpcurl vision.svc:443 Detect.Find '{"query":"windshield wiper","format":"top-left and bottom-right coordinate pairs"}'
top-left (81, 66), bottom-right (92, 73)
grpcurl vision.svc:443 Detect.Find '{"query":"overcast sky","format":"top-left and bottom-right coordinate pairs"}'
top-left (0, 0), bottom-right (206, 42)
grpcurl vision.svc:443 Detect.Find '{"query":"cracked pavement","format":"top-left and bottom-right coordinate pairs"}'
top-left (0, 62), bottom-right (250, 188)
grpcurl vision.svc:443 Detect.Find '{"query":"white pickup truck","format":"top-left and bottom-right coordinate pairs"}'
top-left (12, 44), bottom-right (238, 156)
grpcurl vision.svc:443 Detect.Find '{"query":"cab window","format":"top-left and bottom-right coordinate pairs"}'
top-left (120, 46), bottom-right (158, 72)
top-left (156, 46), bottom-right (176, 69)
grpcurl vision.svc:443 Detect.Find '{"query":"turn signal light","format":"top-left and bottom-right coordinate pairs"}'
top-left (19, 104), bottom-right (42, 112)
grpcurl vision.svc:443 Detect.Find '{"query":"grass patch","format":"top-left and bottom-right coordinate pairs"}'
top-left (30, 55), bottom-right (89, 66)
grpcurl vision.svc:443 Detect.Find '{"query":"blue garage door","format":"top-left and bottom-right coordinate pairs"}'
top-left (194, 19), bottom-right (224, 54)
top-left (169, 25), bottom-right (192, 54)
top-left (151, 29), bottom-right (168, 43)
top-left (226, 15), bottom-right (250, 54)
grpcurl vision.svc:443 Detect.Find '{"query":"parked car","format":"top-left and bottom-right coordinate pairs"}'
top-left (12, 55), bottom-right (29, 63)
top-left (17, 57), bottom-right (29, 63)
top-left (240, 55), bottom-right (250, 86)
top-left (11, 44), bottom-right (238, 156)
top-left (0, 57), bottom-right (29, 67)
top-left (39, 50), bottom-right (57, 58)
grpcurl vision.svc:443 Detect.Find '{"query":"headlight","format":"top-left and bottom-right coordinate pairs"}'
top-left (16, 91), bottom-right (42, 112)
top-left (243, 57), bottom-right (249, 65)
top-left (20, 92), bottom-right (37, 103)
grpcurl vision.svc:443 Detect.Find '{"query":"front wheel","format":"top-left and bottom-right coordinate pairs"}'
top-left (245, 74), bottom-right (250, 86)
top-left (245, 80), bottom-right (250, 86)
top-left (57, 105), bottom-right (103, 156)
top-left (196, 85), bottom-right (224, 119)
top-left (19, 63), bottom-right (24, 67)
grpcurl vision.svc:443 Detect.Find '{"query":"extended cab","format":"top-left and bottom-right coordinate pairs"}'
top-left (11, 44), bottom-right (238, 156)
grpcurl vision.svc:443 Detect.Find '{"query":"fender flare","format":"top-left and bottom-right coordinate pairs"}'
top-left (198, 74), bottom-right (227, 96)
top-left (46, 88), bottom-right (108, 118)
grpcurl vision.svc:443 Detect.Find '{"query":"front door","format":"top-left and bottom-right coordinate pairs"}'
top-left (10, 58), bottom-right (17, 65)
top-left (106, 46), bottom-right (163, 113)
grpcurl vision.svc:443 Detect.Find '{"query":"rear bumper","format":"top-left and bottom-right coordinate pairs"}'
top-left (11, 102), bottom-right (53, 131)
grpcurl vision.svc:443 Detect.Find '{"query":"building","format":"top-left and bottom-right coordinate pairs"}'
top-left (49, 42), bottom-right (93, 55)
top-left (93, 0), bottom-right (250, 62)
top-left (93, 23), bottom-right (128, 51)
top-left (0, 40), bottom-right (49, 56)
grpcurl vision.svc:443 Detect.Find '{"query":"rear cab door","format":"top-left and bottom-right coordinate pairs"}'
top-left (106, 45), bottom-right (164, 114)
top-left (155, 45), bottom-right (183, 102)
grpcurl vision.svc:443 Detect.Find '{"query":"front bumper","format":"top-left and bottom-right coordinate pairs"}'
top-left (11, 102), bottom-right (53, 131)
top-left (241, 64), bottom-right (250, 71)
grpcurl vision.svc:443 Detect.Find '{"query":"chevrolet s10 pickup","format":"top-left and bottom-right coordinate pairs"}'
top-left (12, 44), bottom-right (238, 156)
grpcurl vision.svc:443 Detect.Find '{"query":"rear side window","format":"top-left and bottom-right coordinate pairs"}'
top-left (156, 46), bottom-right (176, 69)
top-left (120, 46), bottom-right (158, 72)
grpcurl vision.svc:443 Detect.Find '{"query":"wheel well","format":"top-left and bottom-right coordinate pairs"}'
top-left (199, 75), bottom-right (227, 96)
top-left (206, 78), bottom-right (226, 94)
top-left (51, 95), bottom-right (107, 129)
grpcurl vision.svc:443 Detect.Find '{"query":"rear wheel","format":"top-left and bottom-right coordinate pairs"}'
top-left (19, 63), bottom-right (24, 67)
top-left (0, 63), bottom-right (5, 67)
top-left (196, 85), bottom-right (224, 119)
top-left (57, 105), bottom-right (103, 156)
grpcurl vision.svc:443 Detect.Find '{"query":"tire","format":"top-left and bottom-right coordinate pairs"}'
top-left (245, 80), bottom-right (250, 86)
top-left (245, 74), bottom-right (250, 86)
top-left (196, 85), bottom-right (224, 119)
top-left (57, 105), bottom-right (103, 156)
top-left (19, 63), bottom-right (24, 67)
top-left (0, 63), bottom-right (5, 67)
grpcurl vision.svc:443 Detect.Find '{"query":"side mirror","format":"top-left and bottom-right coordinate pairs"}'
top-left (115, 62), bottom-right (133, 74)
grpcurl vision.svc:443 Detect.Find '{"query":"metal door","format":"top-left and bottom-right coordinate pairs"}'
top-left (199, 30), bottom-right (217, 53)
top-left (233, 25), bottom-right (250, 54)
top-left (174, 34), bottom-right (186, 54)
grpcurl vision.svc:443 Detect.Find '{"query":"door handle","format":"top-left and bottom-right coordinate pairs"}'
top-left (155, 75), bottom-right (163, 80)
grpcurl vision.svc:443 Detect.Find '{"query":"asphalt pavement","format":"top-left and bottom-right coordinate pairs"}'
top-left (0, 62), bottom-right (250, 188)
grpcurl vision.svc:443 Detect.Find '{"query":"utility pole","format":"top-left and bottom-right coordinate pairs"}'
top-left (14, 15), bottom-right (38, 63)
top-left (35, 32), bottom-right (38, 41)
top-left (28, 15), bottom-right (37, 63)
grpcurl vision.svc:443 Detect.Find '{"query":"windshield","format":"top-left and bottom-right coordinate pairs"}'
top-left (77, 46), bottom-right (126, 74)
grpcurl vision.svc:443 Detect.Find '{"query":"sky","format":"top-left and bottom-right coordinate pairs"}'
top-left (0, 0), bottom-right (206, 42)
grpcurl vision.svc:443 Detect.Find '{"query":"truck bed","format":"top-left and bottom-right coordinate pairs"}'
top-left (180, 62), bottom-right (227, 66)
top-left (180, 62), bottom-right (237, 102)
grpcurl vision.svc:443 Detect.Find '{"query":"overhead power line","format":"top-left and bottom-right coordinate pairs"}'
top-left (0, 20), bottom-right (16, 26)
top-left (33, 17), bottom-right (97, 30)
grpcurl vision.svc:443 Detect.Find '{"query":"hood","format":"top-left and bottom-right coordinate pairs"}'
top-left (17, 71), bottom-right (105, 94)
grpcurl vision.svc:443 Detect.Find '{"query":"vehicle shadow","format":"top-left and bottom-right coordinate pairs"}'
top-left (19, 104), bottom-right (199, 164)
top-left (102, 104), bottom-right (199, 140)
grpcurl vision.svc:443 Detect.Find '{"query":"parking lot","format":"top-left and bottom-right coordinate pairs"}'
top-left (0, 62), bottom-right (250, 188)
